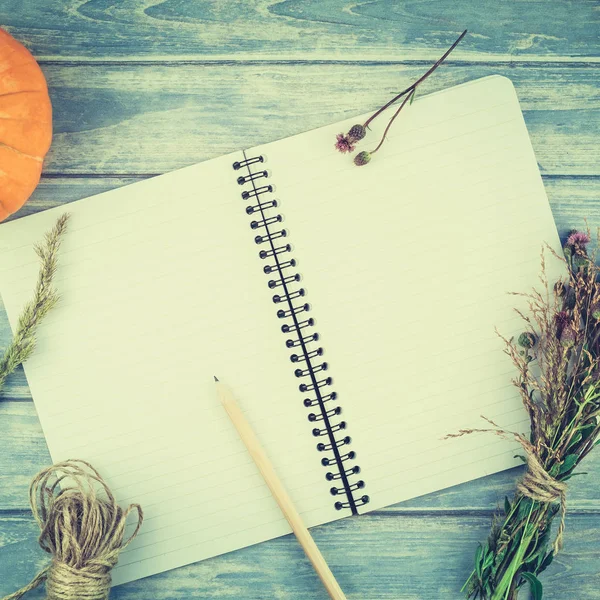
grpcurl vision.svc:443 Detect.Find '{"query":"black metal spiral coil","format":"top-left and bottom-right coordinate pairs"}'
top-left (233, 151), bottom-right (369, 514)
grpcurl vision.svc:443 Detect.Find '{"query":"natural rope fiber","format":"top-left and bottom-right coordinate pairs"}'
top-left (516, 447), bottom-right (568, 553)
top-left (2, 460), bottom-right (142, 600)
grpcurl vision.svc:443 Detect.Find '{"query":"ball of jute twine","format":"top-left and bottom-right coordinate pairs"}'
top-left (2, 459), bottom-right (143, 600)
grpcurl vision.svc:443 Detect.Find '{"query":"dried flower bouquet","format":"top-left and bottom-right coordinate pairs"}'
top-left (453, 230), bottom-right (600, 600)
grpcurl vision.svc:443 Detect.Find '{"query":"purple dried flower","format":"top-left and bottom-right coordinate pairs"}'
top-left (566, 231), bottom-right (590, 247)
top-left (334, 134), bottom-right (355, 154)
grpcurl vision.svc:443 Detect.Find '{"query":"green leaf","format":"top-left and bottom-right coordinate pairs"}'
top-left (580, 423), bottom-right (595, 438)
top-left (521, 572), bottom-right (543, 600)
top-left (475, 544), bottom-right (482, 578)
top-left (549, 462), bottom-right (561, 477)
top-left (410, 90), bottom-right (416, 104)
top-left (514, 454), bottom-right (528, 464)
top-left (539, 551), bottom-right (554, 573)
top-left (559, 453), bottom-right (579, 474)
top-left (504, 496), bottom-right (511, 515)
top-left (567, 431), bottom-right (582, 450)
top-left (562, 472), bottom-right (588, 481)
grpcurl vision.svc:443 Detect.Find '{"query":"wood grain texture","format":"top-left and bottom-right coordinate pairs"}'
top-left (1, 0), bottom-right (598, 61)
top-left (1, 513), bottom-right (600, 599)
top-left (1, 0), bottom-right (599, 597)
top-left (33, 64), bottom-right (600, 175)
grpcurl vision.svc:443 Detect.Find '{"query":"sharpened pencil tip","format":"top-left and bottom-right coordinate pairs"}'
top-left (214, 375), bottom-right (219, 382)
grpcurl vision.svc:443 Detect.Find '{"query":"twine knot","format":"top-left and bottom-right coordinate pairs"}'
top-left (516, 450), bottom-right (568, 553)
top-left (2, 460), bottom-right (142, 600)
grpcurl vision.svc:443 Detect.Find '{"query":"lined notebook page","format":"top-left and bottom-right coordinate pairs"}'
top-left (0, 154), bottom-right (342, 585)
top-left (245, 75), bottom-right (564, 513)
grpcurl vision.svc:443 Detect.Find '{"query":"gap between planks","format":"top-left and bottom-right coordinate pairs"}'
top-left (35, 58), bottom-right (600, 68)
top-left (1, 507), bottom-right (600, 518)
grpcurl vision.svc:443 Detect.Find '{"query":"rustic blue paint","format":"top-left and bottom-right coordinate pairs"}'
top-left (0, 1), bottom-right (599, 598)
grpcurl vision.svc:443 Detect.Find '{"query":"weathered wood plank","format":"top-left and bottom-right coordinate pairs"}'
top-left (27, 64), bottom-right (600, 176)
top-left (2, 0), bottom-right (599, 61)
top-left (1, 513), bottom-right (599, 599)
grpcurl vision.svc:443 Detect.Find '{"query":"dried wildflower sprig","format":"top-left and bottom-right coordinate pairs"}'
top-left (334, 29), bottom-right (467, 165)
top-left (453, 228), bottom-right (600, 600)
top-left (0, 213), bottom-right (70, 395)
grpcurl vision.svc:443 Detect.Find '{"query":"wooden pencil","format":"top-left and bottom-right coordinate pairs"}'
top-left (215, 376), bottom-right (347, 600)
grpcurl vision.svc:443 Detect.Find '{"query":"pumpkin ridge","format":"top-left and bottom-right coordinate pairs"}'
top-left (0, 140), bottom-right (44, 162)
top-left (0, 90), bottom-right (48, 98)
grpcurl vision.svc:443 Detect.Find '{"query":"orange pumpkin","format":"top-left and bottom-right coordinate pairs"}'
top-left (0, 28), bottom-right (52, 221)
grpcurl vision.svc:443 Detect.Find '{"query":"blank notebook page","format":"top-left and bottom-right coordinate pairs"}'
top-left (0, 154), bottom-right (342, 585)
top-left (0, 74), bottom-right (563, 586)
top-left (246, 75), bottom-right (563, 513)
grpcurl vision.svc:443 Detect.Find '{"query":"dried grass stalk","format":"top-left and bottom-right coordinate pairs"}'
top-left (0, 213), bottom-right (69, 394)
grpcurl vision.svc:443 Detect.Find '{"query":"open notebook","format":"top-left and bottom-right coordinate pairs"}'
top-left (0, 75), bottom-right (562, 585)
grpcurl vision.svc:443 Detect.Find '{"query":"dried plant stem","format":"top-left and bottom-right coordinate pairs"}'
top-left (363, 29), bottom-right (467, 130)
top-left (0, 213), bottom-right (70, 395)
top-left (370, 88), bottom-right (415, 155)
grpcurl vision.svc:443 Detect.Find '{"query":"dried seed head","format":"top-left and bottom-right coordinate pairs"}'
top-left (564, 289), bottom-right (576, 310)
top-left (348, 124), bottom-right (366, 142)
top-left (573, 255), bottom-right (588, 270)
top-left (518, 332), bottom-right (537, 349)
top-left (560, 324), bottom-right (577, 348)
top-left (555, 311), bottom-right (570, 338)
top-left (554, 280), bottom-right (566, 297)
top-left (354, 151), bottom-right (372, 166)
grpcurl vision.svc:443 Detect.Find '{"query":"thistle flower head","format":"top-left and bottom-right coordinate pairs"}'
top-left (354, 151), bottom-right (371, 166)
top-left (348, 124), bottom-right (366, 142)
top-left (334, 134), bottom-right (355, 154)
top-left (560, 324), bottom-right (577, 348)
top-left (518, 332), bottom-right (537, 349)
top-left (566, 230), bottom-right (590, 249)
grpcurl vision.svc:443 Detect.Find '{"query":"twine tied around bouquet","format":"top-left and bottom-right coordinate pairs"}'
top-left (516, 445), bottom-right (567, 553)
top-left (447, 419), bottom-right (568, 553)
top-left (2, 460), bottom-right (142, 600)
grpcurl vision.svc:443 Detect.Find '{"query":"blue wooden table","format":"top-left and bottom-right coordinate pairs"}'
top-left (1, 2), bottom-right (599, 598)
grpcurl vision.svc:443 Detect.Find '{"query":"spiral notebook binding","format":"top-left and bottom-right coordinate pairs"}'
top-left (234, 151), bottom-right (369, 515)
